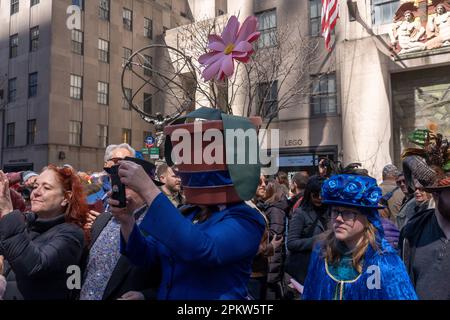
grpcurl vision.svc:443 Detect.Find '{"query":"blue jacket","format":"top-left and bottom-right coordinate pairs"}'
top-left (121, 193), bottom-right (265, 300)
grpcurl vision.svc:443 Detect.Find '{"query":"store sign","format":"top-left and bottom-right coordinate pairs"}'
top-left (278, 155), bottom-right (314, 167)
top-left (284, 139), bottom-right (303, 147)
top-left (150, 147), bottom-right (160, 159)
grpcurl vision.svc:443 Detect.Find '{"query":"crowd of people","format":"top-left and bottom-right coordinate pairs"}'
top-left (0, 116), bottom-right (448, 300)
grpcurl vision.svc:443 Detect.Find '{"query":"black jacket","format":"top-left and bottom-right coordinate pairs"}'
top-left (399, 208), bottom-right (435, 286)
top-left (285, 204), bottom-right (328, 283)
top-left (0, 211), bottom-right (85, 300)
top-left (264, 197), bottom-right (290, 284)
top-left (85, 208), bottom-right (160, 300)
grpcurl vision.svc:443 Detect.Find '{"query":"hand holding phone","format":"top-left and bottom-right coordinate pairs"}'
top-left (104, 165), bottom-right (126, 208)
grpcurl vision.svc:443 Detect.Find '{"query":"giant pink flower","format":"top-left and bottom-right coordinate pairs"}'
top-left (199, 15), bottom-right (260, 81)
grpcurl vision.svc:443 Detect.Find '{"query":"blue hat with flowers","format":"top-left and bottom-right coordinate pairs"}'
top-left (321, 174), bottom-right (384, 209)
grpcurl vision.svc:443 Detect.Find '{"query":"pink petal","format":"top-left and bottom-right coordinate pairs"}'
top-left (233, 41), bottom-right (252, 53)
top-left (236, 16), bottom-right (257, 43)
top-left (232, 51), bottom-right (248, 58)
top-left (235, 56), bottom-right (250, 63)
top-left (202, 55), bottom-right (224, 81)
top-left (246, 31), bottom-right (260, 43)
top-left (199, 52), bottom-right (217, 65)
top-left (209, 41), bottom-right (225, 51)
top-left (220, 54), bottom-right (234, 78)
top-left (222, 16), bottom-right (239, 45)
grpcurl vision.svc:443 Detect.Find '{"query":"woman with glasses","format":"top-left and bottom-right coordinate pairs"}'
top-left (302, 174), bottom-right (417, 300)
top-left (0, 166), bottom-right (88, 300)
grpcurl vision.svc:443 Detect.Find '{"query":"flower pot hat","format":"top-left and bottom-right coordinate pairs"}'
top-left (402, 125), bottom-right (450, 193)
top-left (164, 107), bottom-right (262, 205)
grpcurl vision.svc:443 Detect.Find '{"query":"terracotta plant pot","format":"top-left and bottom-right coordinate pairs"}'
top-left (164, 117), bottom-right (262, 205)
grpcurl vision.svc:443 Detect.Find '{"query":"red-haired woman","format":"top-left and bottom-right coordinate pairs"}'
top-left (0, 165), bottom-right (89, 300)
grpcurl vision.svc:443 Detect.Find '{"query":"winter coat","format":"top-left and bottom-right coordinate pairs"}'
top-left (0, 211), bottom-right (85, 300)
top-left (264, 197), bottom-right (290, 285)
top-left (286, 204), bottom-right (328, 283)
top-left (381, 218), bottom-right (400, 249)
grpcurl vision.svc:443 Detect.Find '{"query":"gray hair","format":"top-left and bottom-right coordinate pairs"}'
top-left (104, 143), bottom-right (136, 162)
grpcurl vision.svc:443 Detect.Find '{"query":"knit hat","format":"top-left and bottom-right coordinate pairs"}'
top-left (21, 171), bottom-right (38, 183)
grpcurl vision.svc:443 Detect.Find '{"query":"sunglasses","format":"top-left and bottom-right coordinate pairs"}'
top-left (330, 209), bottom-right (358, 221)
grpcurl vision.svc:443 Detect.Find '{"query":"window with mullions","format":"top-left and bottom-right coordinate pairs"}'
top-left (10, 34), bottom-right (18, 59)
top-left (257, 81), bottom-right (278, 119)
top-left (27, 119), bottom-right (36, 145)
top-left (256, 9), bottom-right (277, 48)
top-left (98, 81), bottom-right (109, 105)
top-left (70, 74), bottom-right (83, 100)
top-left (123, 88), bottom-right (132, 110)
top-left (72, 0), bottom-right (84, 10)
top-left (123, 8), bottom-right (133, 31)
top-left (30, 26), bottom-right (39, 52)
top-left (310, 0), bottom-right (322, 36)
top-left (372, 0), bottom-right (400, 25)
top-left (143, 55), bottom-right (152, 77)
top-left (72, 29), bottom-right (83, 55)
top-left (99, 0), bottom-right (110, 20)
top-left (310, 74), bottom-right (337, 116)
top-left (98, 124), bottom-right (108, 148)
top-left (122, 128), bottom-right (132, 145)
top-left (31, 0), bottom-right (39, 7)
top-left (143, 93), bottom-right (152, 114)
top-left (98, 39), bottom-right (109, 63)
top-left (69, 121), bottom-right (82, 145)
top-left (6, 123), bottom-right (15, 147)
top-left (8, 78), bottom-right (17, 103)
top-left (28, 72), bottom-right (38, 98)
top-left (144, 18), bottom-right (153, 39)
top-left (11, 0), bottom-right (19, 15)
top-left (123, 47), bottom-right (132, 69)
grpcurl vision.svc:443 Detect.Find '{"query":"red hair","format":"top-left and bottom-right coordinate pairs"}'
top-left (46, 165), bottom-right (90, 244)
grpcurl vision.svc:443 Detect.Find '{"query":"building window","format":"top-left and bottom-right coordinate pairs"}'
top-left (71, 29), bottom-right (83, 55)
top-left (372, 0), bottom-right (400, 25)
top-left (11, 0), bottom-right (19, 15)
top-left (257, 81), bottom-right (278, 119)
top-left (144, 55), bottom-right (152, 77)
top-left (27, 119), bottom-right (36, 145)
top-left (8, 78), bottom-right (17, 103)
top-left (69, 121), bottom-right (82, 145)
top-left (31, 0), bottom-right (39, 7)
top-left (143, 93), bottom-right (152, 114)
top-left (98, 125), bottom-right (108, 148)
top-left (10, 34), bottom-right (18, 59)
top-left (30, 26), bottom-right (39, 52)
top-left (123, 8), bottom-right (133, 31)
top-left (310, 0), bottom-right (322, 36)
top-left (123, 47), bottom-right (132, 69)
top-left (97, 81), bottom-right (109, 105)
top-left (311, 74), bottom-right (337, 115)
top-left (123, 87), bottom-right (132, 109)
top-left (98, 38), bottom-right (109, 63)
top-left (28, 72), bottom-right (38, 98)
top-left (99, 0), bottom-right (110, 20)
top-left (70, 74), bottom-right (83, 100)
top-left (256, 9), bottom-right (277, 48)
top-left (122, 128), bottom-right (132, 145)
top-left (72, 0), bottom-right (84, 10)
top-left (144, 18), bottom-right (153, 39)
top-left (6, 123), bottom-right (15, 147)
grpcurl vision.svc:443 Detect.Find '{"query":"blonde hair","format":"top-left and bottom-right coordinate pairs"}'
top-left (321, 214), bottom-right (379, 274)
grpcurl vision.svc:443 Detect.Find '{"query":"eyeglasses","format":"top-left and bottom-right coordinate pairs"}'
top-left (330, 209), bottom-right (358, 221)
top-left (107, 157), bottom-right (123, 164)
top-left (396, 179), bottom-right (406, 186)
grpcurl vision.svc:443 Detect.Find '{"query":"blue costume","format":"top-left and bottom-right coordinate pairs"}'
top-left (121, 193), bottom-right (265, 300)
top-left (302, 174), bottom-right (418, 300)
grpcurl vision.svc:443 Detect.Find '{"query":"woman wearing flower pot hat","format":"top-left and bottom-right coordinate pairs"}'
top-left (109, 107), bottom-right (266, 300)
top-left (302, 173), bottom-right (417, 300)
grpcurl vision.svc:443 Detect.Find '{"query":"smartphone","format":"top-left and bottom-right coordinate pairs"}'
top-left (104, 165), bottom-right (126, 208)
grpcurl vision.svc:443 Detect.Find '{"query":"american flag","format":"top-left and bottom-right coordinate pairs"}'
top-left (321, 0), bottom-right (340, 51)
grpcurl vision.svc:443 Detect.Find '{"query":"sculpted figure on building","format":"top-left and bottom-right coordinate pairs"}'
top-left (390, 10), bottom-right (427, 54)
top-left (426, 4), bottom-right (450, 48)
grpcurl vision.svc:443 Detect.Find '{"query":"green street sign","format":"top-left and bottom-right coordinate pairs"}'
top-left (150, 147), bottom-right (160, 159)
top-left (141, 148), bottom-right (150, 155)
